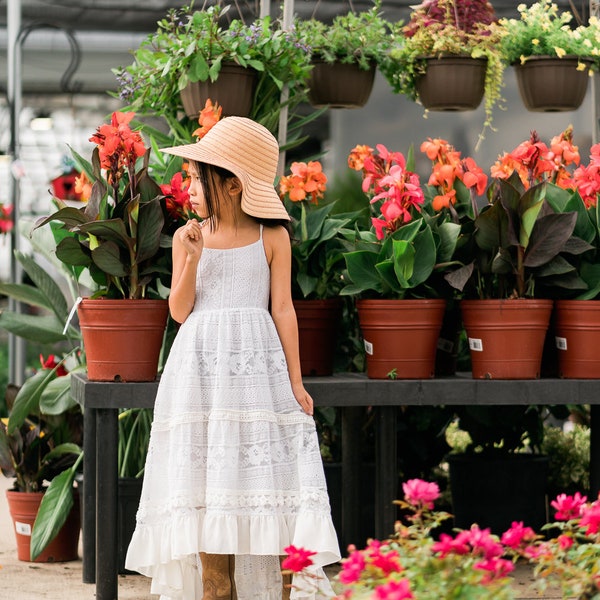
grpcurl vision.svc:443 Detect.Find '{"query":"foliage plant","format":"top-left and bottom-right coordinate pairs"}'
top-left (339, 142), bottom-right (476, 299)
top-left (114, 3), bottom-right (313, 143)
top-left (33, 111), bottom-right (190, 300)
top-left (296, 0), bottom-right (401, 71)
top-left (279, 160), bottom-right (359, 299)
top-left (283, 479), bottom-right (600, 600)
top-left (496, 0), bottom-right (600, 69)
top-left (379, 0), bottom-right (504, 139)
top-left (444, 128), bottom-right (590, 300)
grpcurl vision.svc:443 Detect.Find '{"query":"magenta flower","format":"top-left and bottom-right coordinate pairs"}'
top-left (402, 479), bottom-right (440, 509)
top-left (557, 534), bottom-right (574, 550)
top-left (550, 492), bottom-right (588, 521)
top-left (465, 525), bottom-right (503, 559)
top-left (281, 545), bottom-right (316, 573)
top-left (431, 532), bottom-right (470, 558)
top-left (474, 557), bottom-right (515, 583)
top-left (579, 502), bottom-right (600, 535)
top-left (500, 521), bottom-right (537, 549)
top-left (338, 549), bottom-right (366, 585)
top-left (372, 578), bottom-right (414, 600)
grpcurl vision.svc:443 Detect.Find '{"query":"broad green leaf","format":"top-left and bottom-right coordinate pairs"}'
top-left (30, 468), bottom-right (76, 561)
top-left (8, 370), bottom-right (56, 432)
top-left (408, 228), bottom-right (436, 287)
top-left (344, 250), bottom-right (383, 294)
top-left (391, 240), bottom-right (414, 287)
top-left (0, 313), bottom-right (67, 344)
top-left (136, 198), bottom-right (165, 263)
top-left (91, 241), bottom-right (129, 277)
top-left (0, 283), bottom-right (47, 310)
top-left (524, 212), bottom-right (577, 268)
top-left (39, 374), bottom-right (78, 415)
top-left (436, 221), bottom-right (461, 263)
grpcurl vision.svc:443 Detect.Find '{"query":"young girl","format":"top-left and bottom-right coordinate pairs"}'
top-left (125, 117), bottom-right (341, 600)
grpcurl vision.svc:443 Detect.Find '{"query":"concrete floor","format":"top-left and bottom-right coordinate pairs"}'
top-left (0, 476), bottom-right (564, 600)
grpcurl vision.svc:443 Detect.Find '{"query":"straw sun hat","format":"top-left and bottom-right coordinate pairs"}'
top-left (161, 116), bottom-right (290, 221)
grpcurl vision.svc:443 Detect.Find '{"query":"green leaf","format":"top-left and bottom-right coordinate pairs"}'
top-left (0, 313), bottom-right (67, 344)
top-left (0, 283), bottom-right (48, 310)
top-left (136, 198), bottom-right (165, 263)
top-left (391, 240), bottom-right (414, 287)
top-left (436, 221), bottom-right (461, 264)
top-left (30, 468), bottom-right (76, 561)
top-left (39, 374), bottom-right (78, 415)
top-left (56, 236), bottom-right (92, 268)
top-left (91, 241), bottom-right (129, 277)
top-left (524, 212), bottom-right (577, 268)
top-left (8, 370), bottom-right (56, 433)
top-left (344, 250), bottom-right (383, 294)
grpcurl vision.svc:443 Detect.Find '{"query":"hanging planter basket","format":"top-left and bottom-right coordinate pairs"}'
top-left (78, 298), bottom-right (169, 382)
top-left (461, 299), bottom-right (553, 379)
top-left (415, 56), bottom-right (487, 111)
top-left (308, 60), bottom-right (376, 109)
top-left (180, 62), bottom-right (258, 119)
top-left (356, 298), bottom-right (446, 379)
top-left (514, 56), bottom-right (593, 112)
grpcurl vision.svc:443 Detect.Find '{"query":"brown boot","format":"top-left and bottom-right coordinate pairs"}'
top-left (200, 553), bottom-right (237, 600)
top-left (280, 556), bottom-right (292, 600)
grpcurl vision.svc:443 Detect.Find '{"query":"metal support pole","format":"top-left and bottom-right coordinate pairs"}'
top-left (277, 0), bottom-right (294, 175)
top-left (7, 0), bottom-right (25, 387)
top-left (591, 1), bottom-right (600, 143)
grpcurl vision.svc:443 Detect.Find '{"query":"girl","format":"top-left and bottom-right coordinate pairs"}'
top-left (125, 117), bottom-right (341, 600)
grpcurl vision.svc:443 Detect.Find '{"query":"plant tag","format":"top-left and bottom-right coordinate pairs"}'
top-left (364, 339), bottom-right (373, 355)
top-left (63, 296), bottom-right (83, 335)
top-left (555, 336), bottom-right (567, 351)
top-left (437, 337), bottom-right (454, 353)
top-left (468, 338), bottom-right (483, 352)
top-left (15, 521), bottom-right (31, 536)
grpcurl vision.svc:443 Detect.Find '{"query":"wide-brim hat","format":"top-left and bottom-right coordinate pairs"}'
top-left (161, 116), bottom-right (290, 221)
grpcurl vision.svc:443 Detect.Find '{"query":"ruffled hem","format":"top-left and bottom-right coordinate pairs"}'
top-left (125, 509), bottom-right (340, 600)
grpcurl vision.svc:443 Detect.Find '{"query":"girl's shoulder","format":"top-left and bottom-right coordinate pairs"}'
top-left (262, 223), bottom-right (291, 247)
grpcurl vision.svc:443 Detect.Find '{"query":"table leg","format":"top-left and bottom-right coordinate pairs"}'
top-left (375, 406), bottom-right (397, 539)
top-left (590, 404), bottom-right (600, 498)
top-left (96, 408), bottom-right (119, 600)
top-left (341, 407), bottom-right (362, 550)
top-left (82, 407), bottom-right (97, 584)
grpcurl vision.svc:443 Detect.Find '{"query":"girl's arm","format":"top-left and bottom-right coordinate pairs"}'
top-left (169, 220), bottom-right (204, 323)
top-left (266, 225), bottom-right (314, 416)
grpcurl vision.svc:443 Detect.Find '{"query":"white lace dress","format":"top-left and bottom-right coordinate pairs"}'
top-left (125, 228), bottom-right (341, 599)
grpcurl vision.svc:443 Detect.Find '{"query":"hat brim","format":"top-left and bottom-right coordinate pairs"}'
top-left (162, 143), bottom-right (290, 221)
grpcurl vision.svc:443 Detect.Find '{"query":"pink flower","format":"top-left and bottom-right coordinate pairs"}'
top-left (557, 534), bottom-right (574, 550)
top-left (431, 532), bottom-right (470, 558)
top-left (465, 525), bottom-right (503, 559)
top-left (281, 545), bottom-right (316, 573)
top-left (402, 479), bottom-right (440, 509)
top-left (551, 492), bottom-right (588, 521)
top-left (368, 546), bottom-right (403, 576)
top-left (372, 578), bottom-right (414, 599)
top-left (474, 557), bottom-right (514, 583)
top-left (501, 521), bottom-right (537, 549)
top-left (579, 503), bottom-right (600, 535)
top-left (338, 549), bottom-right (366, 585)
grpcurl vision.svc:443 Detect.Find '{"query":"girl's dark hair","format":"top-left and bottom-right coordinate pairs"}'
top-left (192, 160), bottom-right (291, 236)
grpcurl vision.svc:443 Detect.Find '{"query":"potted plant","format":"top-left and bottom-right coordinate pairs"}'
top-left (380, 0), bottom-right (504, 143)
top-left (114, 3), bottom-right (313, 143)
top-left (546, 140), bottom-right (600, 378)
top-left (495, 0), bottom-right (600, 112)
top-left (33, 111), bottom-right (189, 382)
top-left (341, 142), bottom-right (471, 379)
top-left (444, 128), bottom-right (589, 379)
top-left (278, 159), bottom-right (360, 376)
top-left (297, 0), bottom-right (400, 109)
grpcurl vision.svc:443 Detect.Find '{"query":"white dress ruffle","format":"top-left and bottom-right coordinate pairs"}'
top-left (125, 232), bottom-right (341, 599)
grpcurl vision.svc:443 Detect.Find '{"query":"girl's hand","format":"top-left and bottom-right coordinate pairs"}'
top-left (291, 382), bottom-right (314, 416)
top-left (178, 219), bottom-right (204, 257)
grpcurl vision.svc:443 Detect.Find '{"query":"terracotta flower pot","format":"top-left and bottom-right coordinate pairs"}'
top-left (356, 298), bottom-right (446, 379)
top-left (416, 56), bottom-right (487, 111)
top-left (78, 298), bottom-right (169, 382)
top-left (293, 298), bottom-right (342, 376)
top-left (461, 299), bottom-right (553, 379)
top-left (514, 56), bottom-right (593, 112)
top-left (554, 299), bottom-right (600, 378)
top-left (308, 60), bottom-right (376, 109)
top-left (6, 489), bottom-right (80, 562)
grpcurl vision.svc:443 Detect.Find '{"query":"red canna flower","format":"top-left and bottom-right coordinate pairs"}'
top-left (0, 203), bottom-right (13, 235)
top-left (39, 354), bottom-right (68, 377)
top-left (160, 172), bottom-right (191, 220)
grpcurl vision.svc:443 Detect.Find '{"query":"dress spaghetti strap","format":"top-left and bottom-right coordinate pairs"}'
top-left (259, 224), bottom-right (263, 240)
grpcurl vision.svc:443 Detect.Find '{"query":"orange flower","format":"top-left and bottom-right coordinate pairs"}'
top-left (348, 145), bottom-right (374, 171)
top-left (279, 161), bottom-right (327, 205)
top-left (193, 99), bottom-right (222, 139)
top-left (74, 172), bottom-right (92, 203)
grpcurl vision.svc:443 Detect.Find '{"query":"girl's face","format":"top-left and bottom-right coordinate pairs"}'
top-left (187, 164), bottom-right (208, 218)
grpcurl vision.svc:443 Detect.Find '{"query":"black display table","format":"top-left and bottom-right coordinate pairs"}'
top-left (71, 372), bottom-right (600, 600)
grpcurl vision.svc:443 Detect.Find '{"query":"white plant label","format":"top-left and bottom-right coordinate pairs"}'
top-left (364, 340), bottom-right (373, 355)
top-left (469, 338), bottom-right (483, 352)
top-left (555, 336), bottom-right (568, 351)
top-left (15, 522), bottom-right (31, 536)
